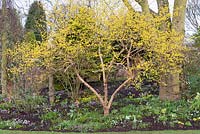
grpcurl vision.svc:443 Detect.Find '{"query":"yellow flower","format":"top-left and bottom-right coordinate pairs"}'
top-left (178, 121), bottom-right (184, 125)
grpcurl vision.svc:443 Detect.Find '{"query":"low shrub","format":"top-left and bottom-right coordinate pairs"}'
top-left (54, 94), bottom-right (200, 132)
top-left (0, 120), bottom-right (22, 129)
top-left (40, 111), bottom-right (61, 124)
top-left (12, 95), bottom-right (48, 113)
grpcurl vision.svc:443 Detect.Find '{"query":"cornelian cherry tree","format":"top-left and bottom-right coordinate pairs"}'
top-left (10, 5), bottom-right (186, 115)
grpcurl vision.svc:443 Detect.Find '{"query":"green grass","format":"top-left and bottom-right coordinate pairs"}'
top-left (0, 130), bottom-right (199, 134)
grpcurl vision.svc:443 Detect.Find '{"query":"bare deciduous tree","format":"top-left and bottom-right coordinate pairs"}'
top-left (186, 0), bottom-right (200, 33)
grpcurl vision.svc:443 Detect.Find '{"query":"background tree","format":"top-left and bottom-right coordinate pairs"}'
top-left (122, 0), bottom-right (187, 100)
top-left (0, 0), bottom-right (23, 98)
top-left (184, 0), bottom-right (200, 97)
top-left (22, 1), bottom-right (50, 102)
top-left (25, 1), bottom-right (47, 42)
top-left (186, 0), bottom-right (200, 34)
top-left (0, 0), bottom-right (9, 97)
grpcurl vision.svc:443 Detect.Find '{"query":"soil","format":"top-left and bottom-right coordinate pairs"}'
top-left (0, 81), bottom-right (199, 132)
top-left (0, 104), bottom-right (199, 132)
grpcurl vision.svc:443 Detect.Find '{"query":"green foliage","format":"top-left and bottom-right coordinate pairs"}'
top-left (52, 93), bottom-right (199, 132)
top-left (12, 95), bottom-right (47, 113)
top-left (0, 93), bottom-right (199, 132)
top-left (0, 95), bottom-right (13, 110)
top-left (25, 1), bottom-right (47, 42)
top-left (0, 102), bottom-right (13, 110)
top-left (40, 111), bottom-right (61, 128)
top-left (193, 28), bottom-right (200, 47)
top-left (184, 48), bottom-right (200, 97)
top-left (55, 109), bottom-right (111, 132)
top-left (24, 31), bottom-right (36, 42)
top-left (79, 94), bottom-right (97, 103)
top-left (120, 95), bottom-right (200, 126)
top-left (11, 5), bottom-right (187, 117)
top-left (41, 111), bottom-right (60, 122)
top-left (190, 93), bottom-right (200, 112)
top-left (0, 120), bottom-right (22, 129)
top-left (54, 72), bottom-right (81, 102)
top-left (55, 120), bottom-right (107, 132)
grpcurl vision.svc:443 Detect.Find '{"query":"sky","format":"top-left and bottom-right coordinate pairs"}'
top-left (13, 0), bottom-right (175, 25)
top-left (11, 0), bottom-right (194, 41)
top-left (14, 0), bottom-right (175, 13)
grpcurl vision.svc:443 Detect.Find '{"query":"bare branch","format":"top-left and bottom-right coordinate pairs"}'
top-left (186, 0), bottom-right (200, 33)
top-left (135, 0), bottom-right (150, 14)
top-left (75, 70), bottom-right (104, 106)
top-left (108, 78), bottom-right (132, 109)
top-left (157, 0), bottom-right (169, 12)
top-left (98, 46), bottom-right (108, 104)
top-left (122, 0), bottom-right (135, 12)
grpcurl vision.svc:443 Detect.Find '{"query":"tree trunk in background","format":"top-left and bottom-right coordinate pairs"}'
top-left (169, 0), bottom-right (187, 100)
top-left (123, 0), bottom-right (188, 100)
top-left (1, 0), bottom-right (8, 97)
top-left (157, 0), bottom-right (176, 100)
top-left (139, 0), bottom-right (150, 14)
top-left (49, 74), bottom-right (55, 104)
top-left (159, 0), bottom-right (187, 100)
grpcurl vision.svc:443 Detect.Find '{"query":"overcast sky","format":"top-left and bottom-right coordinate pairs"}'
top-left (14, 0), bottom-right (175, 25)
top-left (14, 0), bottom-right (175, 13)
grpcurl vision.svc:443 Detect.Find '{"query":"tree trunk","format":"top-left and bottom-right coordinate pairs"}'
top-left (1, 33), bottom-right (8, 97)
top-left (140, 0), bottom-right (150, 14)
top-left (158, 0), bottom-right (187, 100)
top-left (103, 106), bottom-right (109, 116)
top-left (159, 73), bottom-right (180, 100)
top-left (49, 74), bottom-right (55, 104)
top-left (1, 0), bottom-right (9, 97)
top-left (165, 0), bottom-right (187, 100)
top-left (76, 70), bottom-right (132, 116)
top-left (157, 0), bottom-right (174, 100)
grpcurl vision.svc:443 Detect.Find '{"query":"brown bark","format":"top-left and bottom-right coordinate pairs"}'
top-left (157, 0), bottom-right (187, 100)
top-left (76, 69), bottom-right (132, 116)
top-left (159, 73), bottom-right (180, 100)
top-left (49, 74), bottom-right (55, 104)
top-left (103, 106), bottom-right (109, 116)
top-left (122, 0), bottom-right (135, 12)
top-left (157, 0), bottom-right (174, 100)
top-left (99, 47), bottom-right (108, 105)
top-left (167, 0), bottom-right (187, 100)
top-left (122, 0), bottom-right (187, 100)
top-left (1, 0), bottom-right (9, 97)
top-left (157, 0), bottom-right (169, 12)
top-left (108, 78), bottom-right (132, 109)
top-left (161, 0), bottom-right (187, 100)
top-left (172, 0), bottom-right (187, 33)
top-left (136, 0), bottom-right (150, 13)
top-left (76, 71), bottom-right (105, 106)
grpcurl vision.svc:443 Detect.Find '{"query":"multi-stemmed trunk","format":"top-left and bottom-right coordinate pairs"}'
top-left (75, 46), bottom-right (132, 116)
top-left (76, 71), bottom-right (131, 116)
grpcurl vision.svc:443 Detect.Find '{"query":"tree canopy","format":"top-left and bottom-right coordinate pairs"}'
top-left (10, 4), bottom-right (187, 115)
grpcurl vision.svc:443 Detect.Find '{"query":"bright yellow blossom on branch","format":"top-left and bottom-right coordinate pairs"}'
top-left (9, 4), bottom-right (186, 115)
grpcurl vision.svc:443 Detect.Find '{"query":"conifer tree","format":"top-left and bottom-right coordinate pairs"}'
top-left (25, 1), bottom-right (47, 42)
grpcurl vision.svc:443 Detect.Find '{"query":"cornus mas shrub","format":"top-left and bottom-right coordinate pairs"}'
top-left (9, 5), bottom-right (186, 115)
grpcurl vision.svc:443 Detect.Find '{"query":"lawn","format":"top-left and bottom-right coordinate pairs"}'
top-left (0, 130), bottom-right (199, 134)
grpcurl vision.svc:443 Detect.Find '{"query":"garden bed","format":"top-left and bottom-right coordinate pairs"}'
top-left (0, 84), bottom-right (199, 133)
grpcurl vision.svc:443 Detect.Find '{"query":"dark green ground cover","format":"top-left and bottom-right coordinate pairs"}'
top-left (0, 89), bottom-right (199, 132)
